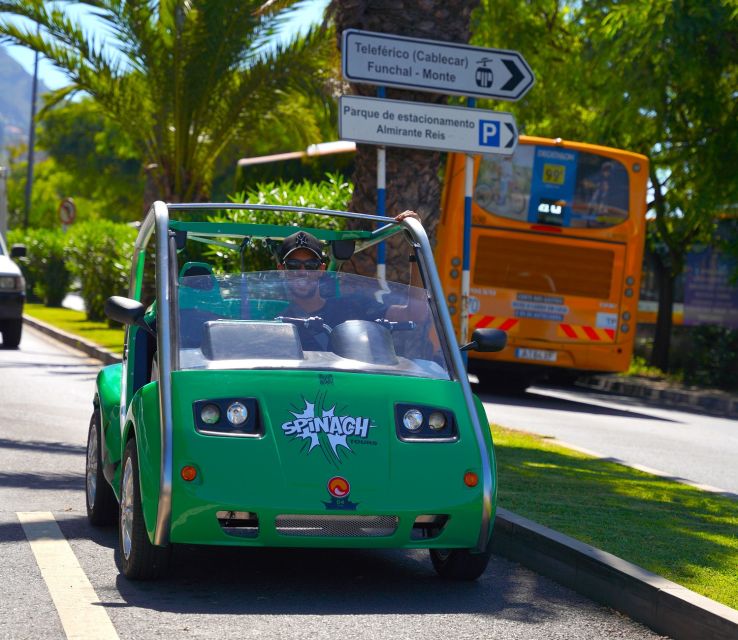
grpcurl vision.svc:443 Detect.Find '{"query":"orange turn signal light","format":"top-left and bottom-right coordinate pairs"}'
top-left (181, 465), bottom-right (198, 482)
top-left (464, 471), bottom-right (479, 487)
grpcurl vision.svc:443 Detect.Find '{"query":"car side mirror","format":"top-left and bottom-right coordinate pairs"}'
top-left (10, 244), bottom-right (26, 259)
top-left (460, 328), bottom-right (507, 353)
top-left (104, 296), bottom-right (154, 336)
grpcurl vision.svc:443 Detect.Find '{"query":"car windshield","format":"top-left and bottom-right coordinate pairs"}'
top-left (176, 270), bottom-right (451, 380)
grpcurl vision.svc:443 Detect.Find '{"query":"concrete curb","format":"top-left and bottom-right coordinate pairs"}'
top-left (493, 509), bottom-right (738, 640)
top-left (23, 314), bottom-right (122, 365)
top-left (576, 374), bottom-right (738, 419)
top-left (23, 315), bottom-right (738, 639)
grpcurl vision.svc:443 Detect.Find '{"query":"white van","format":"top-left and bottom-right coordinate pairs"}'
top-left (0, 234), bottom-right (26, 348)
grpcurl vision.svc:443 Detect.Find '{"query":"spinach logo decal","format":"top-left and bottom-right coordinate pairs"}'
top-left (281, 392), bottom-right (374, 465)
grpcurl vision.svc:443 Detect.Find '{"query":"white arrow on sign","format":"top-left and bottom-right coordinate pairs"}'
top-left (342, 29), bottom-right (534, 101)
top-left (339, 95), bottom-right (518, 155)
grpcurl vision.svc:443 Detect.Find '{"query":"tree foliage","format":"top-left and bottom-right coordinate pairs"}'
top-left (472, 0), bottom-right (738, 370)
top-left (36, 98), bottom-right (144, 220)
top-left (0, 0), bottom-right (335, 204)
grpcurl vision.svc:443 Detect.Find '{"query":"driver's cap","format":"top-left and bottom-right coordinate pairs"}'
top-left (279, 231), bottom-right (323, 262)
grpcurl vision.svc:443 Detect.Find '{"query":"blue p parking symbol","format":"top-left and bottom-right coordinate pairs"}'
top-left (479, 120), bottom-right (500, 147)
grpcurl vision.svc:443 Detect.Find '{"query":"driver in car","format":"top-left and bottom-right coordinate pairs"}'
top-left (277, 211), bottom-right (423, 350)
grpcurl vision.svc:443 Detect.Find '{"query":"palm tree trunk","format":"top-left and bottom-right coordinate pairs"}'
top-left (333, 0), bottom-right (481, 280)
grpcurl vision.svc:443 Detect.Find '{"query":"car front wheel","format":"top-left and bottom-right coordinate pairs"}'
top-left (85, 408), bottom-right (117, 526)
top-left (117, 438), bottom-right (171, 580)
top-left (0, 319), bottom-right (22, 349)
top-left (430, 545), bottom-right (493, 580)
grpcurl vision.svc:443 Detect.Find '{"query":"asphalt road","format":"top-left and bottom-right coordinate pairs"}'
top-left (478, 384), bottom-right (738, 495)
top-left (0, 327), bottom-right (666, 640)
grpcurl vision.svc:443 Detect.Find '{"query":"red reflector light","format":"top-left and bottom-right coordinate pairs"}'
top-left (530, 224), bottom-right (563, 233)
top-left (181, 466), bottom-right (197, 482)
top-left (464, 471), bottom-right (479, 487)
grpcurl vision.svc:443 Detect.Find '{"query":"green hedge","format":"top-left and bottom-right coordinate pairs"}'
top-left (202, 173), bottom-right (353, 272)
top-left (8, 174), bottom-right (352, 321)
top-left (682, 325), bottom-right (738, 390)
top-left (8, 222), bottom-right (136, 322)
top-left (8, 227), bottom-right (71, 306)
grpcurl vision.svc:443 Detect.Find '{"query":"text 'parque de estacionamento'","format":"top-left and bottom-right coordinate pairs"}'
top-left (342, 104), bottom-right (475, 141)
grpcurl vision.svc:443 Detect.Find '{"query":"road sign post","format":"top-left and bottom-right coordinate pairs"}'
top-left (341, 29), bottom-right (534, 362)
top-left (343, 29), bottom-right (534, 101)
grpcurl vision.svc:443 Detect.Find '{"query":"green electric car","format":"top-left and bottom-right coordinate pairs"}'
top-left (85, 202), bottom-right (506, 580)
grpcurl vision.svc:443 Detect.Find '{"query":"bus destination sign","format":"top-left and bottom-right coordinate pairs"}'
top-left (342, 29), bottom-right (535, 101)
top-left (339, 95), bottom-right (518, 155)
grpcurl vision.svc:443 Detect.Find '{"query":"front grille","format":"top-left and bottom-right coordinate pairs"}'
top-left (475, 236), bottom-right (615, 299)
top-left (275, 514), bottom-right (398, 538)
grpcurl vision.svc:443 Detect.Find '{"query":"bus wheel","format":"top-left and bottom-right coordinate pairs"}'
top-left (117, 439), bottom-right (171, 580)
top-left (475, 371), bottom-right (531, 394)
top-left (430, 546), bottom-right (492, 580)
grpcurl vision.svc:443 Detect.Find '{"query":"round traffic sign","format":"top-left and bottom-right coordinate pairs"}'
top-left (59, 198), bottom-right (77, 225)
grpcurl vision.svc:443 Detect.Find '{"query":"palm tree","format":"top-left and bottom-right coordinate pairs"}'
top-left (328, 0), bottom-right (480, 279)
top-left (0, 0), bottom-right (335, 204)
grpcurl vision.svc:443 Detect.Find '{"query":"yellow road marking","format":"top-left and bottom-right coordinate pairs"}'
top-left (17, 512), bottom-right (119, 640)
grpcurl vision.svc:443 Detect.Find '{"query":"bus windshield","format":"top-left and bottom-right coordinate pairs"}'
top-left (473, 145), bottom-right (630, 229)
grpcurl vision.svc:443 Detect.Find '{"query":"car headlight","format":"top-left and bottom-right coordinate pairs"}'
top-left (193, 398), bottom-right (260, 436)
top-left (0, 275), bottom-right (24, 292)
top-left (200, 404), bottom-right (220, 425)
top-left (395, 404), bottom-right (457, 441)
top-left (428, 412), bottom-right (446, 431)
top-left (227, 402), bottom-right (248, 425)
top-left (402, 409), bottom-right (423, 431)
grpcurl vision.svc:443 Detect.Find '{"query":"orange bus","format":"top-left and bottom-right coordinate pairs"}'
top-left (437, 136), bottom-right (649, 387)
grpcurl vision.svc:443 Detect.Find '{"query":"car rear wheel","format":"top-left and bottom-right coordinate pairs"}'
top-left (85, 408), bottom-right (117, 526)
top-left (0, 319), bottom-right (22, 349)
top-left (430, 545), bottom-right (492, 580)
top-left (117, 438), bottom-right (171, 580)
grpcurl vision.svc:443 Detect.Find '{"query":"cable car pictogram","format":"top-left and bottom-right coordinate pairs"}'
top-left (475, 57), bottom-right (495, 88)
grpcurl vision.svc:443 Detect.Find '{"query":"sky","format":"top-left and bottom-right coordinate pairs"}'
top-left (5, 0), bottom-right (329, 91)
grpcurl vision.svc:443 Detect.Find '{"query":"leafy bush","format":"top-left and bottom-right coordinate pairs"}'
top-left (682, 325), bottom-right (738, 390)
top-left (7, 227), bottom-right (71, 306)
top-left (65, 221), bottom-right (138, 322)
top-left (202, 173), bottom-right (353, 273)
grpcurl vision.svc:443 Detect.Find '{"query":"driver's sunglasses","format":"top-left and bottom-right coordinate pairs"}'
top-left (283, 257), bottom-right (323, 270)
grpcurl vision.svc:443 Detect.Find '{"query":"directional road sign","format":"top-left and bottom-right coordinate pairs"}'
top-left (342, 29), bottom-right (534, 101)
top-left (339, 95), bottom-right (518, 155)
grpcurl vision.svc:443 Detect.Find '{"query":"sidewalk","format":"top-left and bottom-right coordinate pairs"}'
top-left (576, 373), bottom-right (738, 419)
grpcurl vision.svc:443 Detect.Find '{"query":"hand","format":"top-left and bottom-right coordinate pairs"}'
top-left (394, 210), bottom-right (422, 223)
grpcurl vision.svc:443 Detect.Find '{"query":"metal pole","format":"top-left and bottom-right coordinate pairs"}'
top-left (23, 48), bottom-right (40, 229)
top-left (376, 86), bottom-right (388, 291)
top-left (461, 97), bottom-right (476, 365)
top-left (0, 167), bottom-right (8, 240)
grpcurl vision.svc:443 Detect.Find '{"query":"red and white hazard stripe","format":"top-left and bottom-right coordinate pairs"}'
top-left (558, 323), bottom-right (615, 341)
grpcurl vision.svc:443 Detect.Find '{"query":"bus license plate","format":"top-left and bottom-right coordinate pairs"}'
top-left (515, 348), bottom-right (557, 362)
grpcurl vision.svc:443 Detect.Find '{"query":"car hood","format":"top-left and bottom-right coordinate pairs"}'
top-left (0, 255), bottom-right (21, 277)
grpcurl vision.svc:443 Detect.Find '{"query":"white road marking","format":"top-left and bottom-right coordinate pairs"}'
top-left (17, 512), bottom-right (119, 640)
top-left (534, 437), bottom-right (736, 499)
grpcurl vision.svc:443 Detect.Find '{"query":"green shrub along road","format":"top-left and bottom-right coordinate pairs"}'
top-left (22, 304), bottom-right (738, 611)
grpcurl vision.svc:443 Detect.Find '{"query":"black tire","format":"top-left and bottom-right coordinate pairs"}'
top-left (1, 319), bottom-right (22, 349)
top-left (85, 408), bottom-right (117, 526)
top-left (430, 545), bottom-right (493, 580)
top-left (117, 438), bottom-right (171, 580)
